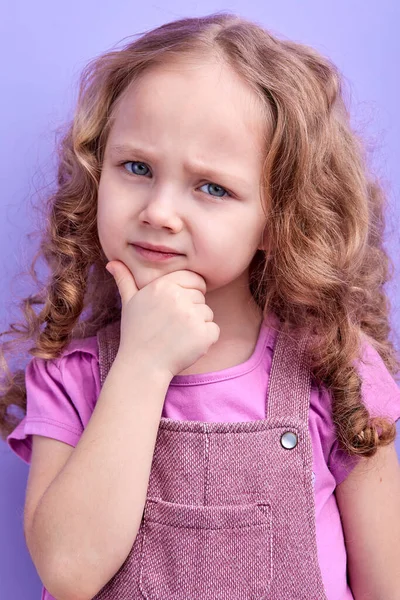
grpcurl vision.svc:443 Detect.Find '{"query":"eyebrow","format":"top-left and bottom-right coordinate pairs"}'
top-left (108, 143), bottom-right (249, 189)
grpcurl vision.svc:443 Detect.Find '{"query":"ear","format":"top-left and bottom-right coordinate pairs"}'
top-left (257, 225), bottom-right (269, 253)
top-left (257, 234), bottom-right (267, 252)
top-left (257, 237), bottom-right (272, 257)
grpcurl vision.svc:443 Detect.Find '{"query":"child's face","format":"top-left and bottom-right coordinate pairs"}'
top-left (98, 56), bottom-right (268, 295)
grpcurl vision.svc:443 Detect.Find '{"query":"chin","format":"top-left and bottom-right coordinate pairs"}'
top-left (133, 264), bottom-right (210, 292)
top-left (131, 270), bottom-right (156, 290)
top-left (131, 266), bottom-right (174, 290)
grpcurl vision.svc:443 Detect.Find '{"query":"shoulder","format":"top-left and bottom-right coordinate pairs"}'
top-left (28, 334), bottom-right (101, 404)
top-left (27, 332), bottom-right (98, 412)
top-left (56, 333), bottom-right (99, 363)
top-left (353, 333), bottom-right (400, 421)
top-left (320, 333), bottom-right (400, 485)
top-left (7, 333), bottom-right (101, 464)
top-left (34, 320), bottom-right (121, 398)
top-left (53, 318), bottom-right (120, 365)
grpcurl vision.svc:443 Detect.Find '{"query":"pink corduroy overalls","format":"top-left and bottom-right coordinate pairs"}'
top-left (92, 319), bottom-right (328, 599)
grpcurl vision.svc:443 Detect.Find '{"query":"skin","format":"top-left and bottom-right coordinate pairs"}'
top-left (97, 54), bottom-right (270, 374)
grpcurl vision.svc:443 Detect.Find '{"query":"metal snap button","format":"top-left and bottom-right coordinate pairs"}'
top-left (280, 431), bottom-right (298, 449)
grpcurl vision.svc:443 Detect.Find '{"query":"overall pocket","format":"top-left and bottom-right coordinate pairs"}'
top-left (139, 498), bottom-right (272, 600)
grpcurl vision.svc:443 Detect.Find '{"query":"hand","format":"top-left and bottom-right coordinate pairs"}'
top-left (105, 261), bottom-right (220, 379)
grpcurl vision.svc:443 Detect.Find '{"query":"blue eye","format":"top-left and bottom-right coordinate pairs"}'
top-left (199, 182), bottom-right (229, 198)
top-left (123, 161), bottom-right (151, 177)
top-left (120, 161), bottom-right (231, 199)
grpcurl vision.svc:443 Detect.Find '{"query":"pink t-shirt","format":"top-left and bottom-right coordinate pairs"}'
top-left (7, 314), bottom-right (400, 600)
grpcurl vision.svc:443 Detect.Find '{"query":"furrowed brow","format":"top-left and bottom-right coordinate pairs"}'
top-left (108, 143), bottom-right (249, 189)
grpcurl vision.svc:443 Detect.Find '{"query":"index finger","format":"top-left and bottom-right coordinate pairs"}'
top-left (163, 269), bottom-right (207, 295)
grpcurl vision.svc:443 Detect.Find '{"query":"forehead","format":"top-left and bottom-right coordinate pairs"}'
top-left (108, 56), bottom-right (269, 162)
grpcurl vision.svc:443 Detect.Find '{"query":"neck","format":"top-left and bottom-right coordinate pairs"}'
top-left (204, 274), bottom-right (263, 342)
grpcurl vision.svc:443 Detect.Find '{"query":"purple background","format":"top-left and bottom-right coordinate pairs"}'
top-left (1, 1), bottom-right (399, 597)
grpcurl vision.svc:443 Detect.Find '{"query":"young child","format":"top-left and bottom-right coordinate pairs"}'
top-left (2, 11), bottom-right (400, 600)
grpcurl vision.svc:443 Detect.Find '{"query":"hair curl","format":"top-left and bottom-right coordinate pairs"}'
top-left (1, 11), bottom-right (400, 460)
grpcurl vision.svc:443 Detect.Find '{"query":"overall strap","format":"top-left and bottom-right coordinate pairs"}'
top-left (266, 328), bottom-right (312, 422)
top-left (97, 319), bottom-right (313, 424)
top-left (97, 320), bottom-right (121, 387)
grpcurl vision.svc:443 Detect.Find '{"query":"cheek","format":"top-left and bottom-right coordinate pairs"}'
top-left (200, 240), bottom-right (253, 287)
top-left (198, 219), bottom-right (261, 285)
top-left (201, 218), bottom-right (260, 261)
top-left (97, 203), bottom-right (113, 249)
top-left (97, 186), bottom-right (127, 250)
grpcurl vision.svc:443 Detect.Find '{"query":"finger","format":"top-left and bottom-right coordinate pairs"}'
top-left (186, 289), bottom-right (206, 304)
top-left (198, 304), bottom-right (214, 322)
top-left (165, 270), bottom-right (207, 295)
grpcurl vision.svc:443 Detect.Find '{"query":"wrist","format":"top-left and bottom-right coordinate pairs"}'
top-left (113, 351), bottom-right (173, 387)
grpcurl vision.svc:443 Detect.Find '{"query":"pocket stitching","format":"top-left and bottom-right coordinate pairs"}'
top-left (139, 500), bottom-right (272, 600)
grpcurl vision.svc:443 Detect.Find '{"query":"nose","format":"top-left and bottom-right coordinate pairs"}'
top-left (138, 189), bottom-right (183, 232)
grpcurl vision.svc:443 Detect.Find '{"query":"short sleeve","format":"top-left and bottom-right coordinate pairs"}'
top-left (328, 336), bottom-right (400, 486)
top-left (6, 336), bottom-right (100, 465)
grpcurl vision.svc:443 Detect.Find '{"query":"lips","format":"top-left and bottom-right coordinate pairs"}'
top-left (132, 242), bottom-right (182, 255)
top-left (131, 244), bottom-right (183, 262)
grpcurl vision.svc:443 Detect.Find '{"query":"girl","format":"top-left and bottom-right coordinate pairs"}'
top-left (1, 11), bottom-right (400, 600)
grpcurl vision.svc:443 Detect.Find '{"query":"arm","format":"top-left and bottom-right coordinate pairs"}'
top-left (335, 439), bottom-right (400, 600)
top-left (29, 354), bottom-right (171, 600)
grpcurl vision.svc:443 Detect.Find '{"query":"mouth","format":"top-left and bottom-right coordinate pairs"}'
top-left (131, 244), bottom-right (183, 262)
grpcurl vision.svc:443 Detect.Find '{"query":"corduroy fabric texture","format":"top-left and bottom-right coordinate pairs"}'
top-left (92, 319), bottom-right (328, 599)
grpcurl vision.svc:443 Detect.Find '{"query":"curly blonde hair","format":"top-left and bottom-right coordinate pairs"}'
top-left (1, 11), bottom-right (399, 459)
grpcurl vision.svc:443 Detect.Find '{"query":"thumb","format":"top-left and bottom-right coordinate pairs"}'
top-left (106, 260), bottom-right (139, 305)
